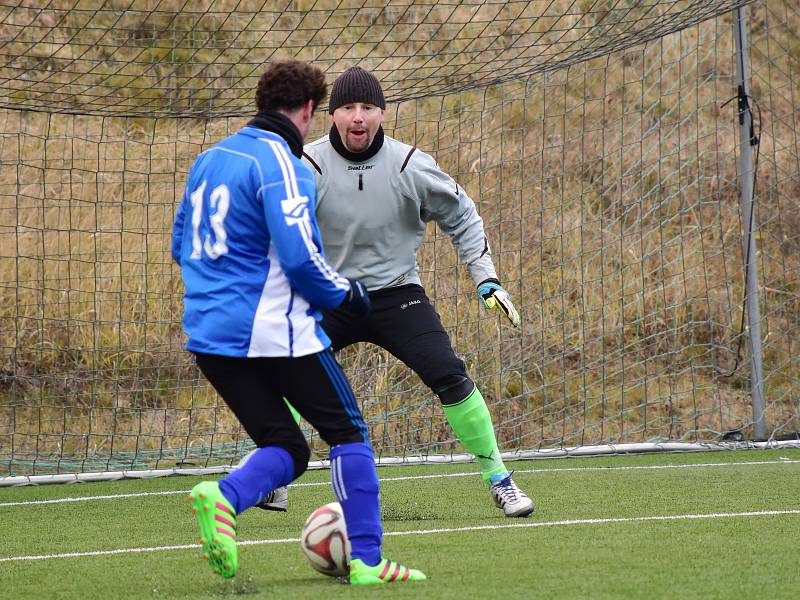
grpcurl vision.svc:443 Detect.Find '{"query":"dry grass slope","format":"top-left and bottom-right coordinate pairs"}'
top-left (0, 0), bottom-right (798, 474)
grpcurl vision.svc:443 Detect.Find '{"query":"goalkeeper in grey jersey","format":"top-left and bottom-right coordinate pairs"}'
top-left (260, 66), bottom-right (533, 517)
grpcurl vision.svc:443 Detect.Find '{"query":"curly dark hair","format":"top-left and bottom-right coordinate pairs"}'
top-left (255, 59), bottom-right (327, 114)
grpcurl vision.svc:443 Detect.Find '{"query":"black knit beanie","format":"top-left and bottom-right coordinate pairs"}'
top-left (328, 66), bottom-right (385, 113)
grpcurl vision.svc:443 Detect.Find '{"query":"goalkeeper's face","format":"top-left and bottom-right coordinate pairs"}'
top-left (331, 102), bottom-right (385, 153)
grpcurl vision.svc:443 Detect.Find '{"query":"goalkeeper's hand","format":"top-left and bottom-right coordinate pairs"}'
top-left (339, 278), bottom-right (371, 318)
top-left (477, 278), bottom-right (520, 328)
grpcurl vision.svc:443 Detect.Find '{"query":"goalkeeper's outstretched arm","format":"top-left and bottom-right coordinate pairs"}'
top-left (407, 150), bottom-right (520, 328)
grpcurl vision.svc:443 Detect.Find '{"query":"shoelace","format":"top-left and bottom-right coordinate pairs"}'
top-left (494, 477), bottom-right (520, 502)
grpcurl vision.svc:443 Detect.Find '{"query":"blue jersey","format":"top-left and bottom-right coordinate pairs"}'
top-left (171, 126), bottom-right (350, 357)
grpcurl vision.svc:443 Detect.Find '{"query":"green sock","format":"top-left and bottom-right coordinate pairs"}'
top-left (283, 398), bottom-right (302, 425)
top-left (441, 385), bottom-right (508, 484)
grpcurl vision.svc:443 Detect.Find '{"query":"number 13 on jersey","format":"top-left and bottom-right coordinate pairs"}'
top-left (189, 180), bottom-right (230, 260)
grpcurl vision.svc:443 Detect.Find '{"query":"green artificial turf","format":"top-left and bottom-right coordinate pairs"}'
top-left (1, 449), bottom-right (799, 599)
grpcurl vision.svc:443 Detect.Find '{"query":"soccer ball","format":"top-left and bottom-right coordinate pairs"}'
top-left (300, 502), bottom-right (351, 577)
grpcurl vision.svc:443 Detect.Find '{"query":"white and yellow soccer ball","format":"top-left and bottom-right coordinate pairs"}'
top-left (300, 502), bottom-right (351, 577)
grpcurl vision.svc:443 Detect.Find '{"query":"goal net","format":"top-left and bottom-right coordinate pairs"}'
top-left (1, 0), bottom-right (798, 479)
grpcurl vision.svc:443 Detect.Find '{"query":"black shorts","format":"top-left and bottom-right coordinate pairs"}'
top-left (194, 350), bottom-right (368, 462)
top-left (321, 284), bottom-right (468, 394)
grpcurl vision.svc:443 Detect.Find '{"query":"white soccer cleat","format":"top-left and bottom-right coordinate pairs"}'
top-left (490, 475), bottom-right (534, 517)
top-left (255, 485), bottom-right (289, 512)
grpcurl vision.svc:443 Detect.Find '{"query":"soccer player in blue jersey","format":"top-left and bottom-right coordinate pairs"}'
top-left (171, 59), bottom-right (425, 585)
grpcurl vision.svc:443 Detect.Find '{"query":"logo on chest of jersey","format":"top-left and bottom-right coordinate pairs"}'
top-left (347, 164), bottom-right (374, 171)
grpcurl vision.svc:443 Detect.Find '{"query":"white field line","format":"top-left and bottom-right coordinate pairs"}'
top-left (2, 509), bottom-right (799, 563)
top-left (1, 458), bottom-right (798, 509)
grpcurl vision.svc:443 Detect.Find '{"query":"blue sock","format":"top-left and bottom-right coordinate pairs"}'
top-left (218, 446), bottom-right (295, 514)
top-left (330, 442), bottom-right (382, 566)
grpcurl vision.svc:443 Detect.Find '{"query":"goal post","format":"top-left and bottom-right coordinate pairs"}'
top-left (732, 4), bottom-right (766, 439)
top-left (1, 0), bottom-right (799, 481)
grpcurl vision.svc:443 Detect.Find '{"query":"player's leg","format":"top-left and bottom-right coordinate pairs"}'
top-left (320, 303), bottom-right (367, 351)
top-left (251, 398), bottom-right (300, 511)
top-left (366, 285), bottom-right (505, 480)
top-left (195, 353), bottom-right (310, 513)
top-left (190, 353), bottom-right (311, 577)
top-left (281, 348), bottom-right (425, 584)
top-left (439, 380), bottom-right (534, 517)
top-left (253, 309), bottom-right (367, 511)
top-left (369, 285), bottom-right (534, 517)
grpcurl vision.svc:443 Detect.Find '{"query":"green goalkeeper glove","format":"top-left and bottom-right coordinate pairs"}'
top-left (477, 278), bottom-right (520, 328)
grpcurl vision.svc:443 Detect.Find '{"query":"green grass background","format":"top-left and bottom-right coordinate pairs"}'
top-left (2, 449), bottom-right (799, 599)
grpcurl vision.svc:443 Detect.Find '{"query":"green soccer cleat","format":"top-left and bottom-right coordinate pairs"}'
top-left (189, 481), bottom-right (238, 578)
top-left (349, 557), bottom-right (427, 585)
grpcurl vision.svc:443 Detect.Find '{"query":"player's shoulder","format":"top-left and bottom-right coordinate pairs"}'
top-left (302, 135), bottom-right (330, 174)
top-left (212, 127), bottom-right (276, 166)
top-left (384, 135), bottom-right (435, 172)
top-left (303, 135), bottom-right (331, 160)
top-left (304, 134), bottom-right (330, 152)
top-left (382, 134), bottom-right (413, 154)
top-left (381, 135), bottom-right (431, 171)
top-left (232, 128), bottom-right (313, 185)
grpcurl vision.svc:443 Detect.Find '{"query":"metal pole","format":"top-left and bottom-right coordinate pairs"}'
top-left (732, 5), bottom-right (766, 439)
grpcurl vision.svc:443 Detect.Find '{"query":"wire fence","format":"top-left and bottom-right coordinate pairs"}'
top-left (1, 0), bottom-right (798, 476)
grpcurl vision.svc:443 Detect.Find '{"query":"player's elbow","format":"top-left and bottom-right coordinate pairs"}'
top-left (285, 267), bottom-right (347, 309)
top-left (282, 258), bottom-right (312, 283)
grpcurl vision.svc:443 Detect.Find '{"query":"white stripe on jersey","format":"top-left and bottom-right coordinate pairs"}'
top-left (296, 211), bottom-right (350, 292)
top-left (248, 243), bottom-right (326, 357)
top-left (265, 139), bottom-right (300, 199)
top-left (261, 138), bottom-right (349, 293)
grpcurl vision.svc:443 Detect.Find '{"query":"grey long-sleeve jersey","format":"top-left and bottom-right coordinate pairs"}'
top-left (302, 133), bottom-right (497, 291)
